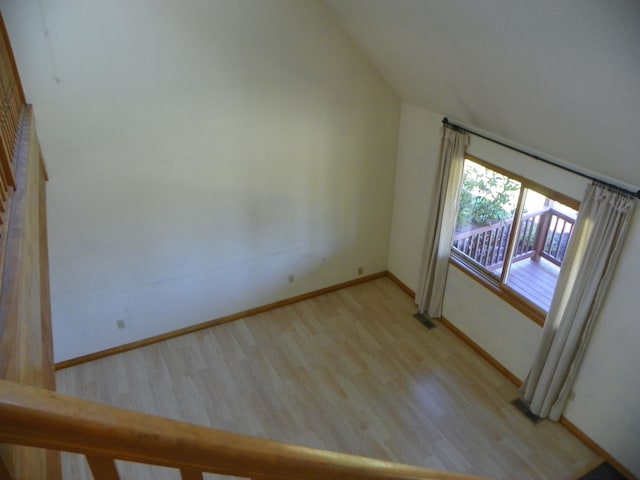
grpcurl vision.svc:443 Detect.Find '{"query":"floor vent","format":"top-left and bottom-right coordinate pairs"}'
top-left (413, 313), bottom-right (436, 330)
top-left (578, 461), bottom-right (628, 480)
top-left (511, 398), bottom-right (543, 424)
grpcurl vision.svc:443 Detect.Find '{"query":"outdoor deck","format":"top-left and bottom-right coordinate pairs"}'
top-left (502, 257), bottom-right (560, 311)
top-left (453, 205), bottom-right (573, 313)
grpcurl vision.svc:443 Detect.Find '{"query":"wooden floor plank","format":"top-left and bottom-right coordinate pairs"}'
top-left (56, 278), bottom-right (598, 480)
top-left (507, 258), bottom-right (559, 311)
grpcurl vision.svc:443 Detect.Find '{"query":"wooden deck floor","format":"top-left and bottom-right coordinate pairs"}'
top-left (56, 277), bottom-right (598, 480)
top-left (505, 258), bottom-right (560, 311)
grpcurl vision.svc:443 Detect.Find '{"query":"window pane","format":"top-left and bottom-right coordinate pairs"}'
top-left (505, 189), bottom-right (578, 310)
top-left (452, 159), bottom-right (521, 278)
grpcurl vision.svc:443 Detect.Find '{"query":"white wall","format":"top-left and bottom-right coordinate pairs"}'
top-left (444, 126), bottom-right (587, 379)
top-left (0, 0), bottom-right (400, 362)
top-left (387, 104), bottom-right (442, 289)
top-left (388, 102), bottom-right (640, 476)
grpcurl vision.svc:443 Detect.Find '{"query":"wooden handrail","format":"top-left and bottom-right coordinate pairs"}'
top-left (0, 108), bottom-right (60, 478)
top-left (0, 379), bottom-right (487, 480)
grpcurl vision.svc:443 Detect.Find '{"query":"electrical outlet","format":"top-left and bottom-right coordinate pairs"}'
top-left (288, 274), bottom-right (294, 284)
top-left (116, 319), bottom-right (125, 330)
top-left (358, 266), bottom-right (363, 275)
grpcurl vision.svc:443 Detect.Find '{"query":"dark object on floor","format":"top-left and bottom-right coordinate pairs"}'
top-left (413, 312), bottom-right (436, 329)
top-left (580, 462), bottom-right (628, 480)
top-left (511, 398), bottom-right (543, 424)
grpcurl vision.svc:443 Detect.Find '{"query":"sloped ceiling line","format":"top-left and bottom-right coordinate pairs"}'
top-left (324, 0), bottom-right (640, 187)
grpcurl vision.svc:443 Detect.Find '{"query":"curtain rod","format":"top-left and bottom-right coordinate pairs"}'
top-left (442, 117), bottom-right (640, 199)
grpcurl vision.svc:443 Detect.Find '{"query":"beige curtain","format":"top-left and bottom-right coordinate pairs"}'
top-left (522, 183), bottom-right (636, 420)
top-left (416, 127), bottom-right (470, 318)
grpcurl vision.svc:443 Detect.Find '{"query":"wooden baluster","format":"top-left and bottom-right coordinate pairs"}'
top-left (482, 231), bottom-right (489, 263)
top-left (526, 219), bottom-right (535, 251)
top-left (0, 160), bottom-right (8, 195)
top-left (497, 226), bottom-right (507, 263)
top-left (486, 229), bottom-right (496, 265)
top-left (483, 231), bottom-right (490, 264)
top-left (520, 219), bottom-right (531, 254)
top-left (549, 218), bottom-right (559, 257)
top-left (4, 89), bottom-right (13, 137)
top-left (180, 469), bottom-right (204, 480)
top-left (553, 218), bottom-right (566, 258)
top-left (494, 227), bottom-right (502, 263)
top-left (3, 88), bottom-right (14, 142)
top-left (473, 233), bottom-right (481, 261)
top-left (546, 215), bottom-right (559, 256)
top-left (483, 230), bottom-right (489, 263)
top-left (482, 231), bottom-right (490, 265)
top-left (86, 456), bottom-right (120, 480)
top-left (0, 105), bottom-right (16, 188)
top-left (7, 88), bottom-right (21, 153)
top-left (10, 86), bottom-right (22, 146)
top-left (0, 112), bottom-right (10, 226)
top-left (0, 114), bottom-right (10, 153)
top-left (524, 218), bottom-right (534, 253)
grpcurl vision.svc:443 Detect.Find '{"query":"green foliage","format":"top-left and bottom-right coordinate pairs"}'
top-left (456, 162), bottom-right (520, 229)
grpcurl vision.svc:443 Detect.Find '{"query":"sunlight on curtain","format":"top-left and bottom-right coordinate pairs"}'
top-left (522, 183), bottom-right (636, 420)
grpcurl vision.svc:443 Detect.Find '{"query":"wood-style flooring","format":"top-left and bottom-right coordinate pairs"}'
top-left (506, 258), bottom-right (560, 311)
top-left (56, 277), bottom-right (599, 480)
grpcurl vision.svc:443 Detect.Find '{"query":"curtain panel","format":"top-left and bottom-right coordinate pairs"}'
top-left (416, 127), bottom-right (470, 318)
top-left (522, 183), bottom-right (636, 420)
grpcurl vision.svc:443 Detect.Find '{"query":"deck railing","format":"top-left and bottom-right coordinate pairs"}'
top-left (452, 208), bottom-right (575, 270)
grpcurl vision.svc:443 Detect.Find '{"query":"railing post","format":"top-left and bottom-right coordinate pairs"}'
top-left (532, 209), bottom-right (552, 261)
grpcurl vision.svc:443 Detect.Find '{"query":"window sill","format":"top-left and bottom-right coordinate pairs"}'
top-left (448, 255), bottom-right (546, 327)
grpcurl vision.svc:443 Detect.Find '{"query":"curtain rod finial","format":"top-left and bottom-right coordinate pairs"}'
top-left (442, 117), bottom-right (449, 125)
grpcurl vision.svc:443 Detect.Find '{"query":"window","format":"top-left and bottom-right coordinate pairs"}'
top-left (450, 156), bottom-right (579, 323)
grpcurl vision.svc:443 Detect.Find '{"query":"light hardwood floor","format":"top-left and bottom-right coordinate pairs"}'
top-left (56, 277), bottom-right (599, 480)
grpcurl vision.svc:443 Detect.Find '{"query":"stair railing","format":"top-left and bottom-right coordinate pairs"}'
top-left (0, 379), bottom-right (487, 480)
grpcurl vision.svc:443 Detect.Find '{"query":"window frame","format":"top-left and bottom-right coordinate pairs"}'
top-left (449, 154), bottom-right (580, 326)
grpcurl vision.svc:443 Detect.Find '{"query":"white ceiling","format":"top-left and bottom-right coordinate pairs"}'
top-left (324, 0), bottom-right (640, 189)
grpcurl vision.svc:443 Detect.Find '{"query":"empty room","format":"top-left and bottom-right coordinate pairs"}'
top-left (0, 1), bottom-right (638, 479)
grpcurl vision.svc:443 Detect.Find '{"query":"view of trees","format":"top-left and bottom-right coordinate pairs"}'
top-left (456, 160), bottom-right (521, 231)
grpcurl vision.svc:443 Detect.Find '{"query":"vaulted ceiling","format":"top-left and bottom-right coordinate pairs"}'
top-left (324, 0), bottom-right (640, 188)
